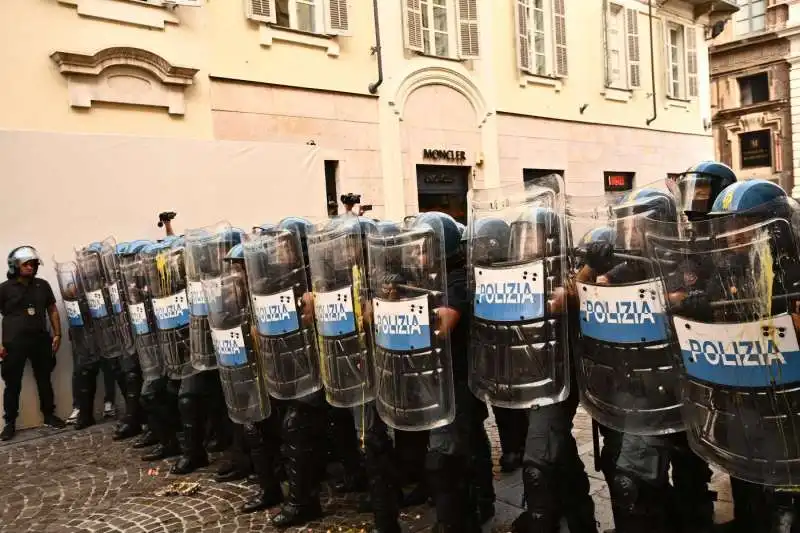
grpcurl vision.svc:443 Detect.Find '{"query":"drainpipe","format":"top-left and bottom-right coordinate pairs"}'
top-left (646, 0), bottom-right (658, 126)
top-left (368, 0), bottom-right (383, 94)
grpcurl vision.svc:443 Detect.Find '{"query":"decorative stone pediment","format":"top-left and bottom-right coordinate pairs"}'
top-left (50, 47), bottom-right (198, 115)
top-left (57, 0), bottom-right (180, 31)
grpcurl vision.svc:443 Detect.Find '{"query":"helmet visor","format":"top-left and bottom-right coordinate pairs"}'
top-left (677, 175), bottom-right (714, 215)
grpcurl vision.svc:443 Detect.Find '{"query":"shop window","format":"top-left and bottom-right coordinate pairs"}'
top-left (738, 73), bottom-right (769, 106)
top-left (523, 169), bottom-right (565, 194)
top-left (325, 160), bottom-right (339, 216)
top-left (739, 129), bottom-right (772, 169)
top-left (402, 0), bottom-right (480, 60)
top-left (515, 0), bottom-right (568, 77)
top-left (604, 171), bottom-right (635, 193)
top-left (245, 0), bottom-right (350, 36)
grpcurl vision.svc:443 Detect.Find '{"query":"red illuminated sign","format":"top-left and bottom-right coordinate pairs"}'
top-left (603, 171), bottom-right (635, 192)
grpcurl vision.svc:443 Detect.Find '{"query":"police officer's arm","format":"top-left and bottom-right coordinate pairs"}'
top-left (436, 270), bottom-right (468, 335)
top-left (44, 282), bottom-right (62, 353)
top-left (300, 292), bottom-right (315, 326)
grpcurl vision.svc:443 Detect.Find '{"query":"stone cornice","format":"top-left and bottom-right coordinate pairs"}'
top-left (50, 47), bottom-right (198, 86)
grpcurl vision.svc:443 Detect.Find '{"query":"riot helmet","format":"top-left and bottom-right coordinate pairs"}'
top-left (675, 161), bottom-right (737, 220)
top-left (509, 207), bottom-right (561, 261)
top-left (467, 218), bottom-right (511, 264)
top-left (611, 188), bottom-right (676, 253)
top-left (376, 220), bottom-right (401, 236)
top-left (414, 211), bottom-right (463, 260)
top-left (7, 246), bottom-right (41, 279)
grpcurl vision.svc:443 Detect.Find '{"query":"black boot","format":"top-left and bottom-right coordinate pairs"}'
top-left (608, 472), bottom-right (673, 533)
top-left (470, 425), bottom-right (496, 524)
top-left (557, 437), bottom-right (597, 533)
top-left (427, 452), bottom-right (481, 533)
top-left (75, 364), bottom-right (97, 430)
top-left (270, 403), bottom-right (324, 528)
top-left (114, 369), bottom-right (143, 441)
top-left (330, 411), bottom-right (367, 493)
top-left (671, 442), bottom-right (715, 533)
top-left (133, 430), bottom-right (159, 449)
top-left (241, 421), bottom-right (284, 513)
top-left (364, 430), bottom-right (401, 533)
top-left (512, 464), bottom-right (559, 533)
top-left (171, 395), bottom-right (209, 475)
top-left (142, 442), bottom-right (181, 461)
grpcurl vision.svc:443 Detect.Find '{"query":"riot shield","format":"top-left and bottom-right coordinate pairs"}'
top-left (307, 216), bottom-right (374, 407)
top-left (75, 246), bottom-right (124, 358)
top-left (54, 259), bottom-right (99, 367)
top-left (142, 239), bottom-right (194, 380)
top-left (467, 182), bottom-right (570, 408)
top-left (648, 198), bottom-right (800, 486)
top-left (567, 187), bottom-right (684, 435)
top-left (203, 253), bottom-right (270, 423)
top-left (99, 237), bottom-right (135, 354)
top-left (184, 222), bottom-right (241, 371)
top-left (243, 228), bottom-right (322, 400)
top-left (119, 242), bottom-right (163, 384)
top-left (366, 216), bottom-right (455, 431)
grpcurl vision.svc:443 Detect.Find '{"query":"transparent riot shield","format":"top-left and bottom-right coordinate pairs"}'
top-left (54, 259), bottom-right (99, 367)
top-left (184, 222), bottom-right (239, 371)
top-left (119, 245), bottom-right (163, 384)
top-left (203, 256), bottom-right (270, 424)
top-left (75, 246), bottom-right (123, 358)
top-left (307, 216), bottom-right (374, 407)
top-left (244, 228), bottom-right (322, 400)
top-left (467, 181), bottom-right (570, 408)
top-left (99, 237), bottom-right (135, 354)
top-left (648, 199), bottom-right (800, 486)
top-left (366, 217), bottom-right (455, 431)
top-left (567, 187), bottom-right (683, 435)
top-left (142, 240), bottom-right (194, 379)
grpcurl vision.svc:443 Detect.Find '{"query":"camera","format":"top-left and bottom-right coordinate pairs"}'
top-left (157, 211), bottom-right (177, 228)
top-left (340, 193), bottom-right (361, 206)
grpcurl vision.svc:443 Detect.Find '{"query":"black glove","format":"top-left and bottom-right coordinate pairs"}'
top-left (681, 290), bottom-right (712, 318)
top-left (585, 242), bottom-right (614, 273)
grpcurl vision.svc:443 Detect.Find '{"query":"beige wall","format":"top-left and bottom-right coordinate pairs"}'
top-left (0, 130), bottom-right (326, 428)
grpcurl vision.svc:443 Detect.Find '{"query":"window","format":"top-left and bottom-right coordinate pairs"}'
top-left (515, 0), bottom-right (568, 77)
top-left (735, 0), bottom-right (766, 36)
top-left (664, 21), bottom-right (698, 100)
top-left (403, 0), bottom-right (480, 59)
top-left (245, 0), bottom-right (350, 36)
top-left (325, 160), bottom-right (339, 217)
top-left (523, 169), bottom-right (564, 194)
top-left (738, 73), bottom-right (770, 106)
top-left (604, 2), bottom-right (640, 90)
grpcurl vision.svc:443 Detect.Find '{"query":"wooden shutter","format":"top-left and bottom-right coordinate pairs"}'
top-left (552, 0), bottom-right (568, 77)
top-left (602, 0), bottom-right (611, 87)
top-left (626, 8), bottom-right (640, 88)
top-left (403, 0), bottom-right (424, 53)
top-left (686, 24), bottom-right (698, 98)
top-left (245, 0), bottom-right (276, 23)
top-left (515, 0), bottom-right (531, 73)
top-left (325, 0), bottom-right (351, 36)
top-left (663, 20), bottom-right (674, 98)
top-left (456, 0), bottom-right (480, 59)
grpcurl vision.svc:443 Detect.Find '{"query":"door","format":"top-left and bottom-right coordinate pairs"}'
top-left (416, 165), bottom-right (470, 224)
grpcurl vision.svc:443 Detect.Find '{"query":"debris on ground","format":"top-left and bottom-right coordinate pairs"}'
top-left (154, 481), bottom-right (200, 497)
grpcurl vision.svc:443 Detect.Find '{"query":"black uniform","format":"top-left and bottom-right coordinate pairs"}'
top-left (0, 277), bottom-right (59, 426)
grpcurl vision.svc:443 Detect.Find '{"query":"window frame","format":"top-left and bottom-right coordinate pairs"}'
top-left (245, 0), bottom-right (350, 37)
top-left (667, 22), bottom-right (686, 100)
top-left (734, 0), bottom-right (766, 36)
top-left (516, 0), bottom-right (568, 78)
top-left (419, 0), bottom-right (459, 59)
top-left (737, 72), bottom-right (770, 106)
top-left (605, 2), bottom-right (628, 89)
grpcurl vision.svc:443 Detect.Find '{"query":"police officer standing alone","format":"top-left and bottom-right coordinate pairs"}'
top-left (0, 246), bottom-right (67, 441)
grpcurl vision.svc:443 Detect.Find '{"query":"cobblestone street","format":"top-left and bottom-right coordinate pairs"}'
top-left (0, 408), bottom-right (735, 533)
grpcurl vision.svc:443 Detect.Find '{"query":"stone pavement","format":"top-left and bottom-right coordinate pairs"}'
top-left (0, 408), bottom-right (734, 533)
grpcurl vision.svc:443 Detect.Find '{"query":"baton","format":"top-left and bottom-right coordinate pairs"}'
top-left (707, 291), bottom-right (800, 309)
top-left (394, 284), bottom-right (443, 298)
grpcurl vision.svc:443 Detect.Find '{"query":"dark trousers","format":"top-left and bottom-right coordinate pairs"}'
top-left (1, 334), bottom-right (55, 424)
top-left (99, 357), bottom-right (118, 404)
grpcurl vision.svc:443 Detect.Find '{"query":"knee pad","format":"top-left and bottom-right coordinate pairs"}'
top-left (610, 473), bottom-right (640, 511)
top-left (178, 394), bottom-right (200, 417)
top-left (522, 464), bottom-right (549, 489)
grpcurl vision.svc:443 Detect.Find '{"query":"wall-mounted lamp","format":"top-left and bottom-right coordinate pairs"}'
top-left (306, 140), bottom-right (317, 146)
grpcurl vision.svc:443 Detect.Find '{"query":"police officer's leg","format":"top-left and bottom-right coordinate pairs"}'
top-left (99, 357), bottom-right (117, 410)
top-left (766, 488), bottom-right (797, 533)
top-left (171, 371), bottom-right (210, 474)
top-left (468, 397), bottom-right (496, 524)
top-left (131, 376), bottom-right (158, 449)
top-left (28, 334), bottom-right (57, 420)
top-left (271, 394), bottom-right (326, 527)
top-left (216, 422), bottom-right (252, 482)
top-left (353, 402), bottom-right (401, 533)
top-left (141, 377), bottom-right (180, 461)
top-left (113, 353), bottom-right (143, 441)
top-left (512, 389), bottom-right (596, 533)
top-left (494, 405), bottom-right (525, 472)
top-left (241, 408), bottom-right (284, 513)
top-left (75, 360), bottom-right (99, 430)
top-left (601, 429), bottom-right (674, 533)
top-left (330, 405), bottom-right (367, 493)
top-left (669, 433), bottom-right (715, 533)
top-left (205, 370), bottom-right (232, 453)
top-left (1, 341), bottom-right (29, 434)
top-left (395, 428), bottom-right (430, 506)
top-left (427, 382), bottom-right (482, 533)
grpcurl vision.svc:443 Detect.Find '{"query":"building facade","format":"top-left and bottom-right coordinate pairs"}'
top-left (0, 0), bottom-right (735, 427)
top-left (709, 0), bottom-right (800, 195)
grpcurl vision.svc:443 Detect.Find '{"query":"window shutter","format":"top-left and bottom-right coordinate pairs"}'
top-left (626, 8), bottom-right (640, 88)
top-left (686, 24), bottom-right (698, 98)
top-left (324, 0), bottom-right (350, 36)
top-left (602, 0), bottom-right (611, 87)
top-left (403, 0), bottom-right (424, 53)
top-left (456, 0), bottom-right (480, 59)
top-left (552, 0), bottom-right (568, 77)
top-left (515, 0), bottom-right (532, 73)
top-left (245, 0), bottom-right (276, 23)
